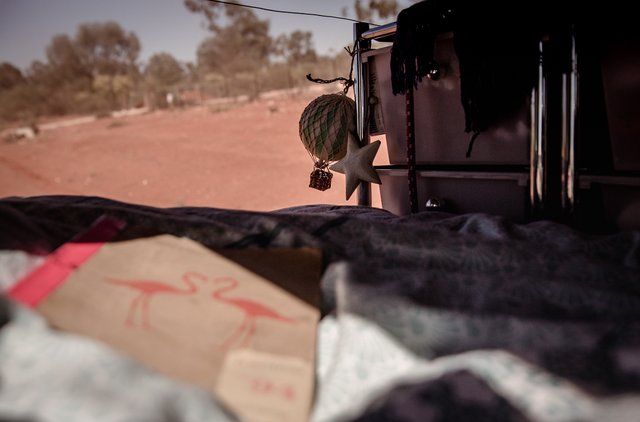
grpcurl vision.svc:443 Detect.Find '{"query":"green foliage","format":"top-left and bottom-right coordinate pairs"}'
top-left (92, 73), bottom-right (134, 112)
top-left (0, 21), bottom-right (142, 124)
top-left (196, 8), bottom-right (272, 77)
top-left (183, 0), bottom-right (225, 32)
top-left (355, 0), bottom-right (402, 22)
top-left (275, 31), bottom-right (317, 63)
top-left (145, 53), bottom-right (184, 88)
top-left (188, 2), bottom-right (321, 70)
top-left (1, 2), bottom-right (362, 125)
top-left (0, 63), bottom-right (26, 91)
top-left (74, 21), bottom-right (140, 75)
top-left (191, 1), bottom-right (327, 101)
top-left (344, 0), bottom-right (418, 23)
top-left (196, 49), bottom-right (353, 100)
top-left (0, 83), bottom-right (42, 125)
top-left (144, 53), bottom-right (184, 108)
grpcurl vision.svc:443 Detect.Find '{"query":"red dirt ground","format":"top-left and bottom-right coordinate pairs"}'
top-left (0, 89), bottom-right (384, 211)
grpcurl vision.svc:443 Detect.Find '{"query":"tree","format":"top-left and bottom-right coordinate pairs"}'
top-left (144, 53), bottom-right (184, 108)
top-left (183, 0), bottom-right (225, 32)
top-left (43, 21), bottom-right (141, 113)
top-left (74, 21), bottom-right (140, 76)
top-left (145, 53), bottom-right (183, 87)
top-left (194, 4), bottom-right (272, 99)
top-left (0, 62), bottom-right (26, 91)
top-left (46, 33), bottom-right (91, 87)
top-left (188, 1), bottom-right (335, 98)
top-left (0, 83), bottom-right (41, 126)
top-left (0, 62), bottom-right (46, 125)
top-left (1, 22), bottom-right (142, 122)
top-left (184, 62), bottom-right (200, 86)
top-left (344, 0), bottom-right (409, 23)
top-left (275, 31), bottom-right (317, 64)
top-left (93, 74), bottom-right (134, 110)
top-left (197, 6), bottom-right (271, 75)
top-left (186, 2), bottom-right (265, 97)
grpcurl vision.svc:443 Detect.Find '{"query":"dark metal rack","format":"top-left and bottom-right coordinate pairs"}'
top-left (352, 21), bottom-right (639, 230)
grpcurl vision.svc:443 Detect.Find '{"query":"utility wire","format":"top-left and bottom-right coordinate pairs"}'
top-left (206, 0), bottom-right (379, 26)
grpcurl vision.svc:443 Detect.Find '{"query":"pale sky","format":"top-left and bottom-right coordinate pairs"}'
top-left (0, 0), bottom-right (406, 71)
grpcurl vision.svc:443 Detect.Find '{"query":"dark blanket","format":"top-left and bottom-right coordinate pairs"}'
top-left (1, 195), bottom-right (640, 421)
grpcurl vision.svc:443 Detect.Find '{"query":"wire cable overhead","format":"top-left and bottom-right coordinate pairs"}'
top-left (206, 0), bottom-right (379, 26)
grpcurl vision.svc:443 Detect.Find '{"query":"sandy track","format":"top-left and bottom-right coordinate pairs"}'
top-left (0, 93), bottom-right (383, 211)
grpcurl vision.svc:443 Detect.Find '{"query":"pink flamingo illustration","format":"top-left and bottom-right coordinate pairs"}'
top-left (105, 271), bottom-right (207, 329)
top-left (212, 277), bottom-right (295, 349)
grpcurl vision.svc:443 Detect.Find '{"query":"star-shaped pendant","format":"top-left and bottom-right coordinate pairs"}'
top-left (330, 133), bottom-right (381, 200)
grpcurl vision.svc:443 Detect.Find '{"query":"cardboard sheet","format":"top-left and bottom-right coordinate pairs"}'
top-left (9, 217), bottom-right (322, 422)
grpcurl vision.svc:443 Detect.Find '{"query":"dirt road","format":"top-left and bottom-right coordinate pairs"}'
top-left (0, 91), bottom-right (384, 211)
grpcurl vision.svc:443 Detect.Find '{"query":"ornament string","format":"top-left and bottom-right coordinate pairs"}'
top-left (306, 45), bottom-right (357, 95)
top-left (304, 44), bottom-right (359, 168)
top-left (305, 44), bottom-right (373, 141)
top-left (302, 45), bottom-right (362, 192)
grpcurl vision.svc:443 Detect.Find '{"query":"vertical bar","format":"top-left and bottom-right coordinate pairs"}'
top-left (561, 30), bottom-right (578, 213)
top-left (530, 40), bottom-right (546, 213)
top-left (530, 85), bottom-right (538, 209)
top-left (561, 71), bottom-right (569, 209)
top-left (354, 22), bottom-right (371, 207)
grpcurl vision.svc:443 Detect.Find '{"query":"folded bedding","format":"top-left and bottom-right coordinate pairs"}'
top-left (1, 195), bottom-right (639, 422)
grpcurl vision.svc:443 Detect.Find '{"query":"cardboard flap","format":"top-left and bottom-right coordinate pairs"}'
top-left (10, 229), bottom-right (322, 422)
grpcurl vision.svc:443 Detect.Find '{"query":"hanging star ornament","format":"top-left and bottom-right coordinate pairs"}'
top-left (330, 133), bottom-right (382, 200)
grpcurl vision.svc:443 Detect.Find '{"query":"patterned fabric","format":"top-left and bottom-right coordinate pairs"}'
top-left (1, 195), bottom-right (640, 421)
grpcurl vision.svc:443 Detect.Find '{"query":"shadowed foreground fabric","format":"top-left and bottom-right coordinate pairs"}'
top-left (351, 370), bottom-right (528, 422)
top-left (1, 195), bottom-right (640, 421)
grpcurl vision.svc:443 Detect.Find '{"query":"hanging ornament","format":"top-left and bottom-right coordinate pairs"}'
top-left (299, 93), bottom-right (356, 191)
top-left (309, 161), bottom-right (333, 191)
top-left (330, 135), bottom-right (381, 200)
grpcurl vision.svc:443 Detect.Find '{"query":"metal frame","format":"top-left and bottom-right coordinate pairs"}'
top-left (530, 40), bottom-right (546, 213)
top-left (353, 23), bottom-right (371, 206)
top-left (561, 31), bottom-right (578, 214)
top-left (353, 22), bottom-right (555, 217)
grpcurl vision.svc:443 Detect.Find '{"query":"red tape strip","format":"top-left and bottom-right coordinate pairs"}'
top-left (7, 215), bottom-right (126, 308)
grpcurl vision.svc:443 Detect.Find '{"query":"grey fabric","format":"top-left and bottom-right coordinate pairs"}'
top-left (1, 195), bottom-right (640, 421)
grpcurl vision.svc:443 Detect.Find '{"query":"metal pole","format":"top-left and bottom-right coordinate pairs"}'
top-left (530, 40), bottom-right (546, 214)
top-left (561, 30), bottom-right (578, 214)
top-left (361, 22), bottom-right (397, 40)
top-left (354, 22), bottom-right (371, 207)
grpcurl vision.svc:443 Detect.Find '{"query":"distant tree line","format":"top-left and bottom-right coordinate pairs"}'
top-left (342, 0), bottom-right (406, 22)
top-left (0, 21), bottom-right (142, 127)
top-left (0, 1), bottom-right (364, 129)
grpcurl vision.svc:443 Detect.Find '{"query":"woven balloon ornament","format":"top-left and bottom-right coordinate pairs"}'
top-left (299, 93), bottom-right (356, 191)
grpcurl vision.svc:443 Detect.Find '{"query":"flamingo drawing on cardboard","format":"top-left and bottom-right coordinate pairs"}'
top-left (105, 271), bottom-right (207, 329)
top-left (212, 277), bottom-right (295, 349)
